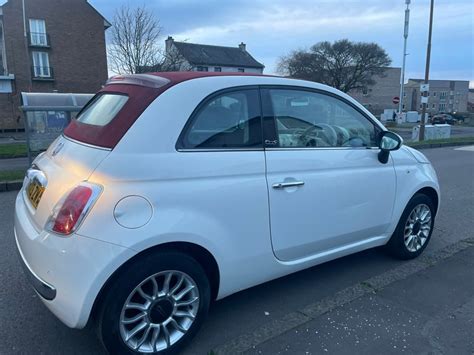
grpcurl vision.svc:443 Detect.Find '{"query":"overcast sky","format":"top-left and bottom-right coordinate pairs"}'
top-left (87, 1), bottom-right (472, 85)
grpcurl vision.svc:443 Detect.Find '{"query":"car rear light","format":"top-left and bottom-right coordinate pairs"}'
top-left (46, 182), bottom-right (102, 236)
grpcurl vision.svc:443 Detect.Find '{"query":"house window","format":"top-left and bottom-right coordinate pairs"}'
top-left (32, 51), bottom-right (51, 77)
top-left (403, 92), bottom-right (406, 97)
top-left (402, 104), bottom-right (405, 109)
top-left (214, 67), bottom-right (222, 72)
top-left (433, 91), bottom-right (436, 96)
top-left (238, 68), bottom-right (245, 72)
top-left (29, 19), bottom-right (48, 46)
top-left (439, 103), bottom-right (446, 111)
top-left (196, 66), bottom-right (208, 72)
top-left (439, 91), bottom-right (448, 99)
top-left (432, 104), bottom-right (435, 109)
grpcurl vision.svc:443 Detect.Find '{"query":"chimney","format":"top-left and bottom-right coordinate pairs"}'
top-left (238, 42), bottom-right (246, 51)
top-left (165, 36), bottom-right (174, 54)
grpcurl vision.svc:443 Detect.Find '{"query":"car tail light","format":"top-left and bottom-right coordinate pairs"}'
top-left (46, 183), bottom-right (102, 236)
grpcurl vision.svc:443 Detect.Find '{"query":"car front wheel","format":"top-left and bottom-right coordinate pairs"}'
top-left (97, 251), bottom-right (211, 354)
top-left (385, 193), bottom-right (435, 259)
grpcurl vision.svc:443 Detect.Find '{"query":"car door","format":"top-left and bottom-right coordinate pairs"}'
top-left (261, 87), bottom-right (397, 262)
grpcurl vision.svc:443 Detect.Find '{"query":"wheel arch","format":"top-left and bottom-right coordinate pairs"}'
top-left (415, 186), bottom-right (439, 216)
top-left (88, 241), bottom-right (220, 327)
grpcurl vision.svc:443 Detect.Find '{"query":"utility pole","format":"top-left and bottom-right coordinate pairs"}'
top-left (398, 0), bottom-right (410, 117)
top-left (419, 0), bottom-right (434, 141)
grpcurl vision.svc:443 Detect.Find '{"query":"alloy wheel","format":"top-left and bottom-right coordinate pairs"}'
top-left (404, 204), bottom-right (432, 252)
top-left (119, 270), bottom-right (200, 353)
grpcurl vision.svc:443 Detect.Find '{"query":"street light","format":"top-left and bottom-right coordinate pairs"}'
top-left (398, 0), bottom-right (411, 117)
top-left (419, 0), bottom-right (435, 141)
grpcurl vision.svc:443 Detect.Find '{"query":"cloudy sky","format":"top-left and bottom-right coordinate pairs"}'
top-left (92, 0), bottom-right (473, 85)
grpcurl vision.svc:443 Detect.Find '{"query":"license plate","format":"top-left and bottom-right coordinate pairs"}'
top-left (27, 180), bottom-right (45, 209)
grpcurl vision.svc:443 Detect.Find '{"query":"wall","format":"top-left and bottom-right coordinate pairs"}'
top-left (192, 65), bottom-right (263, 74)
top-left (349, 67), bottom-right (401, 116)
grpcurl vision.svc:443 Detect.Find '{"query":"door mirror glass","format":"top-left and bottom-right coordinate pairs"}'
top-left (379, 131), bottom-right (402, 151)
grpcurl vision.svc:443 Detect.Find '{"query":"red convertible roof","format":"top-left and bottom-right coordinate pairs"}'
top-left (65, 72), bottom-right (272, 149)
top-left (150, 71), bottom-right (268, 81)
top-left (107, 71), bottom-right (271, 87)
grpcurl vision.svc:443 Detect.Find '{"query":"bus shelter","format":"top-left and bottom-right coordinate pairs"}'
top-left (20, 92), bottom-right (93, 164)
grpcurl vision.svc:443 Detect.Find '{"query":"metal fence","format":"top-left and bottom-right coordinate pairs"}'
top-left (20, 92), bottom-right (93, 164)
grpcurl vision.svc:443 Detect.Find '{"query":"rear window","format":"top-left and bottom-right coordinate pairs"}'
top-left (77, 94), bottom-right (128, 126)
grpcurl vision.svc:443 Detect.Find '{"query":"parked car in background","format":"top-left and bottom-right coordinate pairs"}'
top-left (451, 112), bottom-right (466, 123)
top-left (430, 113), bottom-right (459, 125)
top-left (14, 72), bottom-right (440, 354)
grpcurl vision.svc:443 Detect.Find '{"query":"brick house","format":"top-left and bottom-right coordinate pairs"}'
top-left (0, 0), bottom-right (110, 131)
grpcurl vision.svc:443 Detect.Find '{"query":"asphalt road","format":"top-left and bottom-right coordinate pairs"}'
top-left (0, 146), bottom-right (472, 354)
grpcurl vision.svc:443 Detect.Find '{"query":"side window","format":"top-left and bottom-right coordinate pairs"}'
top-left (179, 89), bottom-right (262, 149)
top-left (268, 89), bottom-right (378, 148)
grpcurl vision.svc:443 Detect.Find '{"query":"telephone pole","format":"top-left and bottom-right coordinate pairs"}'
top-left (398, 0), bottom-right (410, 116)
top-left (419, 0), bottom-right (434, 141)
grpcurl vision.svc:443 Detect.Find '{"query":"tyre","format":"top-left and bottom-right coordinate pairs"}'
top-left (97, 251), bottom-right (211, 354)
top-left (385, 193), bottom-right (435, 260)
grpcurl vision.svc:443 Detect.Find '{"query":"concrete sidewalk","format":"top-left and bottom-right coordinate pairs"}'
top-left (244, 244), bottom-right (474, 355)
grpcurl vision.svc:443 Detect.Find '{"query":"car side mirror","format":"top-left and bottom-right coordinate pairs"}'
top-left (378, 131), bottom-right (402, 164)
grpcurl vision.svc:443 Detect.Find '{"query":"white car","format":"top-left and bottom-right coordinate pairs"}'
top-left (14, 72), bottom-right (440, 354)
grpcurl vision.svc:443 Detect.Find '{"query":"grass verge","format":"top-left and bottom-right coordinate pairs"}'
top-left (406, 136), bottom-right (474, 147)
top-left (0, 143), bottom-right (28, 158)
top-left (0, 169), bottom-right (26, 182)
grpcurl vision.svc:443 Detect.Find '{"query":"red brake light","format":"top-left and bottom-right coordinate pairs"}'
top-left (47, 183), bottom-right (101, 235)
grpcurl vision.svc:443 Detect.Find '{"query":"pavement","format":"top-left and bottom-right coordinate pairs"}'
top-left (245, 243), bottom-right (474, 355)
top-left (0, 157), bottom-right (29, 171)
top-left (0, 146), bottom-right (473, 354)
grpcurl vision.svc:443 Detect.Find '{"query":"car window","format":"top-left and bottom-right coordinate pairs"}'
top-left (76, 94), bottom-right (128, 126)
top-left (268, 89), bottom-right (378, 148)
top-left (179, 89), bottom-right (262, 149)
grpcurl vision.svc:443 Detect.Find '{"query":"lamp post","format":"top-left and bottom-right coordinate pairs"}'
top-left (398, 0), bottom-right (410, 118)
top-left (419, 0), bottom-right (435, 141)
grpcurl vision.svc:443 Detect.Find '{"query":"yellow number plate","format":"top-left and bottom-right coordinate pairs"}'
top-left (27, 181), bottom-right (45, 209)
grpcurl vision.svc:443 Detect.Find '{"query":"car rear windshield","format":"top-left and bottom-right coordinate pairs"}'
top-left (77, 94), bottom-right (128, 126)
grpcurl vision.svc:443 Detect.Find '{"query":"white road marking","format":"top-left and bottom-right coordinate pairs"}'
top-left (454, 145), bottom-right (474, 151)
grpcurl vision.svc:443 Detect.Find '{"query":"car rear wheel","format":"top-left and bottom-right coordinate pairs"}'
top-left (385, 193), bottom-right (435, 260)
top-left (97, 251), bottom-right (211, 354)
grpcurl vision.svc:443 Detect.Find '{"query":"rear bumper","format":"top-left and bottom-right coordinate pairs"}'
top-left (15, 233), bottom-right (56, 300)
top-left (14, 191), bottom-right (135, 328)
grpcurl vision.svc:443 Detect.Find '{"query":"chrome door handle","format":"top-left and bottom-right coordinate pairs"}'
top-left (272, 181), bottom-right (305, 189)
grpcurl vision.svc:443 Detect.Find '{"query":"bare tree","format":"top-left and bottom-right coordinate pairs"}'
top-left (278, 39), bottom-right (391, 93)
top-left (108, 5), bottom-right (162, 74)
top-left (135, 44), bottom-right (192, 73)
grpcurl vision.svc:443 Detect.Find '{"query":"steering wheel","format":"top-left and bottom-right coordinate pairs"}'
top-left (298, 125), bottom-right (323, 146)
top-left (316, 123), bottom-right (338, 146)
top-left (341, 136), bottom-right (367, 147)
top-left (300, 124), bottom-right (338, 147)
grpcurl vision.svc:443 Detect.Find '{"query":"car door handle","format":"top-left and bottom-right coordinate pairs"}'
top-left (272, 181), bottom-right (305, 189)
